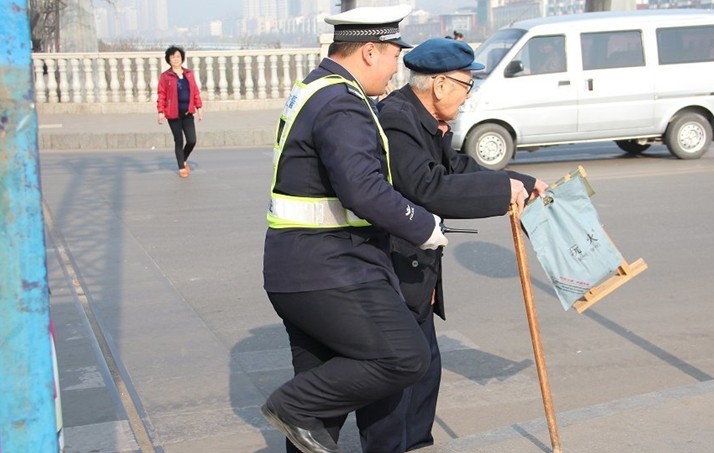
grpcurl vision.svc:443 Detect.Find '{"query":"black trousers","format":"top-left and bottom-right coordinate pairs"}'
top-left (266, 280), bottom-right (431, 451)
top-left (167, 113), bottom-right (196, 169)
top-left (356, 309), bottom-right (441, 452)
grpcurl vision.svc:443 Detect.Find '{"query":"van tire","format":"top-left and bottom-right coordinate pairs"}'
top-left (615, 140), bottom-right (650, 154)
top-left (463, 124), bottom-right (514, 170)
top-left (665, 113), bottom-right (712, 159)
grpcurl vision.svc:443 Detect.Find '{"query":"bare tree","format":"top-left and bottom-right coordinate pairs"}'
top-left (28, 0), bottom-right (65, 51)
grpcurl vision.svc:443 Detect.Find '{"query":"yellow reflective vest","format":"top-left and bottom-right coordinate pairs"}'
top-left (267, 75), bottom-right (392, 229)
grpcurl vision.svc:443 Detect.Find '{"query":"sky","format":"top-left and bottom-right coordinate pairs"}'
top-left (160, 0), bottom-right (477, 28)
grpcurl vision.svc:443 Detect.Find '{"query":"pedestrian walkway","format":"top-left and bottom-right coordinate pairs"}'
top-left (38, 108), bottom-right (282, 150)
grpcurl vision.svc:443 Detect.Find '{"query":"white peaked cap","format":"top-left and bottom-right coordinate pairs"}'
top-left (325, 5), bottom-right (413, 48)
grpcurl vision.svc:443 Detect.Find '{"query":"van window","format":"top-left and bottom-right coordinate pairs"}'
top-left (657, 25), bottom-right (714, 64)
top-left (581, 30), bottom-right (644, 70)
top-left (512, 35), bottom-right (566, 75)
top-left (472, 28), bottom-right (527, 75)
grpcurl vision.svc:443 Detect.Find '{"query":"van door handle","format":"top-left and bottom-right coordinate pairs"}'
top-left (558, 80), bottom-right (570, 86)
top-left (587, 78), bottom-right (594, 91)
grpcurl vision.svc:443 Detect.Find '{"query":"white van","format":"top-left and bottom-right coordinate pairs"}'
top-left (450, 9), bottom-right (714, 170)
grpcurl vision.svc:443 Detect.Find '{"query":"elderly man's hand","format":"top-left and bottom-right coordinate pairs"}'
top-left (509, 179), bottom-right (529, 213)
top-left (530, 179), bottom-right (549, 200)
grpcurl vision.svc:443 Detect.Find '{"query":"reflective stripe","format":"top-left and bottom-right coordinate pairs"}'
top-left (269, 196), bottom-right (368, 227)
top-left (267, 74), bottom-right (389, 230)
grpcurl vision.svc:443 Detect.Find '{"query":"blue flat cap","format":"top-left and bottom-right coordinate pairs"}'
top-left (404, 38), bottom-right (485, 73)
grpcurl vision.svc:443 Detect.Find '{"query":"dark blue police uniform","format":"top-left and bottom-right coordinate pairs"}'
top-left (263, 57), bottom-right (439, 451)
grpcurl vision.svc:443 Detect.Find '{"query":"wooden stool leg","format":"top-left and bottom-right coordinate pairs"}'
top-left (510, 204), bottom-right (563, 453)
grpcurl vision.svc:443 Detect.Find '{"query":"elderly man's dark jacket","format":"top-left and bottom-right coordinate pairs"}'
top-left (378, 85), bottom-right (535, 321)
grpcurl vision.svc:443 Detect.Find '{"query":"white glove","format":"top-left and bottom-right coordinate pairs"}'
top-left (419, 214), bottom-right (448, 250)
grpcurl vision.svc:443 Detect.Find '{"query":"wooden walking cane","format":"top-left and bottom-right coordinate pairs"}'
top-left (509, 203), bottom-right (563, 453)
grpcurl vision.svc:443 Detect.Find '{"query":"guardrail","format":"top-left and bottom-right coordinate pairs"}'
top-left (32, 46), bottom-right (412, 113)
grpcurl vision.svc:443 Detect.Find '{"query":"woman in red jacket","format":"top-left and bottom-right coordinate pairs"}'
top-left (157, 46), bottom-right (203, 178)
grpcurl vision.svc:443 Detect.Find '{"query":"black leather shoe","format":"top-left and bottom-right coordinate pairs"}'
top-left (260, 404), bottom-right (339, 453)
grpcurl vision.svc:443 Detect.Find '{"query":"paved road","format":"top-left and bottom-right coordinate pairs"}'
top-left (42, 142), bottom-right (714, 452)
top-left (38, 109), bottom-right (282, 150)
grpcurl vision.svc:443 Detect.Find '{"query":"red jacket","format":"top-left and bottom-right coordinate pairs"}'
top-left (156, 68), bottom-right (203, 120)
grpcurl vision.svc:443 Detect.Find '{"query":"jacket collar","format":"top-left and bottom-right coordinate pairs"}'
top-left (394, 85), bottom-right (440, 136)
top-left (319, 57), bottom-right (358, 83)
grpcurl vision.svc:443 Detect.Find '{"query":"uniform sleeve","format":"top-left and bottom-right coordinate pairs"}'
top-left (380, 102), bottom-right (513, 220)
top-left (311, 89), bottom-right (435, 246)
top-left (506, 170), bottom-right (536, 194)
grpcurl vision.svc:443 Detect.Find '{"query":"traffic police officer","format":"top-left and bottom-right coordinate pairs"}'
top-left (355, 38), bottom-right (548, 452)
top-left (261, 6), bottom-right (448, 453)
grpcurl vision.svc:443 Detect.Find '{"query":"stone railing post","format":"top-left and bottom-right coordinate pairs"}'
top-left (108, 58), bottom-right (120, 102)
top-left (57, 58), bottom-right (69, 102)
top-left (97, 57), bottom-right (108, 103)
top-left (217, 56), bottom-right (228, 100)
top-left (70, 58), bottom-right (82, 103)
top-left (269, 55), bottom-right (279, 99)
top-left (135, 57), bottom-right (147, 102)
top-left (256, 55), bottom-right (267, 99)
top-left (295, 54), bottom-right (305, 84)
top-left (83, 58), bottom-right (95, 103)
top-left (190, 56), bottom-right (202, 92)
top-left (205, 56), bottom-right (215, 101)
top-left (244, 55), bottom-right (255, 100)
top-left (149, 57), bottom-right (160, 103)
top-left (231, 55), bottom-right (241, 100)
top-left (33, 59), bottom-right (46, 103)
top-left (45, 59), bottom-right (58, 103)
top-left (122, 57), bottom-right (134, 102)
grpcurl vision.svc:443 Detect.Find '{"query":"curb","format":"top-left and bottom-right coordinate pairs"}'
top-left (38, 129), bottom-right (275, 150)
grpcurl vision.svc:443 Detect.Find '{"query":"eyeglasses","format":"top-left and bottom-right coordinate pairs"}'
top-left (432, 74), bottom-right (474, 94)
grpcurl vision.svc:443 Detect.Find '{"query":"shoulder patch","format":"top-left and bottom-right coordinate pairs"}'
top-left (346, 85), bottom-right (364, 99)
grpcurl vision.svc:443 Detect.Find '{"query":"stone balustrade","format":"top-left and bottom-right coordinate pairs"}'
top-left (32, 46), bottom-right (411, 114)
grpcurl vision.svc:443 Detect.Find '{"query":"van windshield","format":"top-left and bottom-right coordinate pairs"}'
top-left (473, 28), bottom-right (526, 78)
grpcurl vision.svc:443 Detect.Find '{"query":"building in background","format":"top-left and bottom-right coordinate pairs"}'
top-left (93, 0), bottom-right (169, 41)
top-left (90, 0), bottom-right (714, 47)
top-left (61, 0), bottom-right (98, 51)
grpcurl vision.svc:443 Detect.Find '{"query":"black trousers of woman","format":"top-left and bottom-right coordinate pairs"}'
top-left (167, 112), bottom-right (196, 170)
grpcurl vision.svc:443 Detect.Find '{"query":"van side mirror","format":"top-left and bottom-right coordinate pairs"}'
top-left (505, 60), bottom-right (524, 77)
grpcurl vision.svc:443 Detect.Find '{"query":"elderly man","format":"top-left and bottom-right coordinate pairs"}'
top-left (261, 7), bottom-right (449, 453)
top-left (353, 38), bottom-right (548, 452)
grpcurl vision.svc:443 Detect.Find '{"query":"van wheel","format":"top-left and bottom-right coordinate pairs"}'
top-left (615, 140), bottom-right (650, 154)
top-left (463, 124), bottom-right (514, 170)
top-left (665, 113), bottom-right (712, 159)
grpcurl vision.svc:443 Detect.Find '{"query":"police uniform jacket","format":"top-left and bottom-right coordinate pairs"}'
top-left (378, 85), bottom-right (536, 321)
top-left (263, 59), bottom-right (436, 294)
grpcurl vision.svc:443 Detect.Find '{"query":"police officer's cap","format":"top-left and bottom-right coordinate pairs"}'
top-left (325, 5), bottom-right (413, 49)
top-left (404, 38), bottom-right (485, 74)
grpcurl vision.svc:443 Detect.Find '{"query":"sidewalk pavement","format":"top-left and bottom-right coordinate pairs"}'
top-left (38, 109), bottom-right (282, 150)
top-left (41, 122), bottom-right (714, 453)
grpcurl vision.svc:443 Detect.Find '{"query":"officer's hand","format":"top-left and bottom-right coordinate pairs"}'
top-left (420, 214), bottom-right (448, 250)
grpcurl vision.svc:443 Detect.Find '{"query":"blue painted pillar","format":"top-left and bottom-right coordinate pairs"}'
top-left (0, 2), bottom-right (58, 452)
